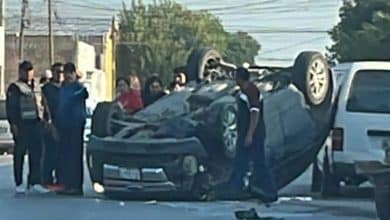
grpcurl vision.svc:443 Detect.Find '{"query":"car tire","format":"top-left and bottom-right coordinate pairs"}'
top-left (292, 51), bottom-right (331, 107)
top-left (311, 159), bottom-right (323, 193)
top-left (91, 102), bottom-right (114, 137)
top-left (321, 148), bottom-right (340, 198)
top-left (216, 104), bottom-right (238, 159)
top-left (186, 48), bottom-right (222, 82)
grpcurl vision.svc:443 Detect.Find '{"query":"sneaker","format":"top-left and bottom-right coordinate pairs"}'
top-left (30, 184), bottom-right (52, 194)
top-left (15, 185), bottom-right (26, 194)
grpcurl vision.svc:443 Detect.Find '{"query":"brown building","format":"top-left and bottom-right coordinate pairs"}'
top-left (5, 34), bottom-right (104, 88)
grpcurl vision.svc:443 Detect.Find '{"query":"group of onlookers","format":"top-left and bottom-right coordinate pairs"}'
top-left (7, 60), bottom-right (188, 196)
top-left (6, 61), bottom-right (88, 195)
top-left (6, 59), bottom-right (191, 196)
top-left (115, 67), bottom-right (188, 114)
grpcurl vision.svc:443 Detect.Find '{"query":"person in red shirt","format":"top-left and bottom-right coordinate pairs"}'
top-left (115, 77), bottom-right (143, 114)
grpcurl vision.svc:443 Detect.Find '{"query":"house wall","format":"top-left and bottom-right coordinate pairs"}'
top-left (4, 34), bottom-right (104, 89)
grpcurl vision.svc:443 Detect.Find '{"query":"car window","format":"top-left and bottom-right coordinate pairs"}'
top-left (347, 70), bottom-right (390, 114)
top-left (0, 100), bottom-right (6, 120)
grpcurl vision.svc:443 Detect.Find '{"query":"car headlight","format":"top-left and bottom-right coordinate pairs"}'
top-left (183, 155), bottom-right (198, 176)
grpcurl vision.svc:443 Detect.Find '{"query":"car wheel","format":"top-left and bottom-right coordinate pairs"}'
top-left (292, 52), bottom-right (331, 106)
top-left (311, 159), bottom-right (323, 193)
top-left (186, 48), bottom-right (222, 82)
top-left (321, 148), bottom-right (340, 198)
top-left (91, 102), bottom-right (115, 137)
top-left (217, 105), bottom-right (238, 159)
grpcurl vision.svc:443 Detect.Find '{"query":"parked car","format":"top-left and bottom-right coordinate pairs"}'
top-left (87, 48), bottom-right (337, 200)
top-left (312, 61), bottom-right (390, 197)
top-left (0, 100), bottom-right (14, 152)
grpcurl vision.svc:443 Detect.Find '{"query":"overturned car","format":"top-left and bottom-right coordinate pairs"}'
top-left (87, 48), bottom-right (336, 200)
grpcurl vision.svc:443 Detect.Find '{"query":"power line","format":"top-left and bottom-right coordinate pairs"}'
top-left (258, 36), bottom-right (327, 56)
top-left (19, 0), bottom-right (29, 61)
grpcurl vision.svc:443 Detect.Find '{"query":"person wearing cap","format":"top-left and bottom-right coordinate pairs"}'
top-left (6, 61), bottom-right (51, 194)
top-left (41, 63), bottom-right (64, 189)
top-left (221, 67), bottom-right (278, 203)
top-left (56, 62), bottom-right (88, 195)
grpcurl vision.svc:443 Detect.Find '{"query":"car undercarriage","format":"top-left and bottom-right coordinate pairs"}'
top-left (87, 48), bottom-right (337, 200)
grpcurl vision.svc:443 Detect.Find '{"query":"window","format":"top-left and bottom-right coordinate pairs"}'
top-left (347, 70), bottom-right (390, 114)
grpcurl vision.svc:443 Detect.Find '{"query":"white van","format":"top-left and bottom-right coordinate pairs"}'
top-left (313, 61), bottom-right (390, 196)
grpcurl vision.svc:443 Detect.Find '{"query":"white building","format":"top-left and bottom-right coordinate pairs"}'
top-left (0, 0), bottom-right (5, 99)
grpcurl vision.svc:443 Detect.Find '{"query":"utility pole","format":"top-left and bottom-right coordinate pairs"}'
top-left (19, 0), bottom-right (29, 61)
top-left (48, 0), bottom-right (54, 65)
top-left (110, 16), bottom-right (117, 100)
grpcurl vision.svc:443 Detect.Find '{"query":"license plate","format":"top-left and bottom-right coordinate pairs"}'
top-left (119, 168), bottom-right (141, 180)
top-left (0, 127), bottom-right (7, 134)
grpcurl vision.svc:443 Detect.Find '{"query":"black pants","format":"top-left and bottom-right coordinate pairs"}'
top-left (57, 126), bottom-right (84, 190)
top-left (41, 130), bottom-right (59, 185)
top-left (13, 123), bottom-right (43, 186)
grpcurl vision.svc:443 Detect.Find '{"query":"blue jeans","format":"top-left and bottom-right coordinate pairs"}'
top-left (227, 136), bottom-right (278, 200)
top-left (57, 125), bottom-right (84, 190)
top-left (42, 131), bottom-right (59, 185)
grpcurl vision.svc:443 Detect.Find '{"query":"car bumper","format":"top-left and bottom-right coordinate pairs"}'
top-left (86, 136), bottom-right (208, 194)
top-left (0, 140), bottom-right (14, 150)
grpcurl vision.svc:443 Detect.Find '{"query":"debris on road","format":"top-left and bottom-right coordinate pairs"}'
top-left (235, 208), bottom-right (284, 220)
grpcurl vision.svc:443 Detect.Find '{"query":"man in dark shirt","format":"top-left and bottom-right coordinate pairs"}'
top-left (6, 61), bottom-right (50, 194)
top-left (227, 67), bottom-right (278, 203)
top-left (41, 63), bottom-right (63, 187)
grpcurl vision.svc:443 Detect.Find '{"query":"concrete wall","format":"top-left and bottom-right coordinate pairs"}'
top-left (5, 34), bottom-right (104, 89)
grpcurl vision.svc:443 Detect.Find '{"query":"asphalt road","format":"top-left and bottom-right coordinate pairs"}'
top-left (0, 154), bottom-right (378, 220)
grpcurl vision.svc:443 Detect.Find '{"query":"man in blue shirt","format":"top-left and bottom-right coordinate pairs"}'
top-left (56, 63), bottom-right (88, 195)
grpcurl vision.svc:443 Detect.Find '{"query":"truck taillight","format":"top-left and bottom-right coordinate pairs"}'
top-left (332, 128), bottom-right (344, 151)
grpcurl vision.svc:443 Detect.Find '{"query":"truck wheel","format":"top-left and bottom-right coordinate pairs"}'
top-left (186, 48), bottom-right (222, 82)
top-left (321, 149), bottom-right (340, 198)
top-left (91, 102), bottom-right (114, 137)
top-left (292, 52), bottom-right (331, 107)
top-left (217, 105), bottom-right (238, 159)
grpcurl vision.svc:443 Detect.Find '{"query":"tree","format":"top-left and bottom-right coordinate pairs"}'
top-left (224, 31), bottom-right (261, 65)
top-left (328, 0), bottom-right (390, 62)
top-left (118, 0), bottom-right (260, 84)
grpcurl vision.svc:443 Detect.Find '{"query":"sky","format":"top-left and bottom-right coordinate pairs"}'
top-left (5, 0), bottom-right (343, 66)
